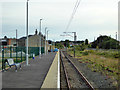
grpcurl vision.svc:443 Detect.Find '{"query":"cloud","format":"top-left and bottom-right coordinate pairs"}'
top-left (1, 0), bottom-right (119, 41)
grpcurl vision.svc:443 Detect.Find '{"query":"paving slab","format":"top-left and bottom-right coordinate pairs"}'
top-left (2, 52), bottom-right (56, 89)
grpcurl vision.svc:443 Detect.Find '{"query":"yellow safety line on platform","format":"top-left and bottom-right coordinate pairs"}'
top-left (41, 51), bottom-right (59, 88)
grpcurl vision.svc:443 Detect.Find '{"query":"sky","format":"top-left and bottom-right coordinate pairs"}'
top-left (0, 0), bottom-right (120, 42)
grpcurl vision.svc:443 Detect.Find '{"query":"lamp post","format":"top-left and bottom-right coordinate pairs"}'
top-left (47, 30), bottom-right (49, 54)
top-left (16, 29), bottom-right (17, 46)
top-left (45, 27), bottom-right (47, 55)
top-left (26, 0), bottom-right (29, 65)
top-left (39, 19), bottom-right (42, 58)
top-left (53, 39), bottom-right (55, 50)
top-left (16, 29), bottom-right (18, 63)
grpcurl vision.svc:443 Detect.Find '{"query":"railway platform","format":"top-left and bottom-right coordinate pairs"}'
top-left (2, 51), bottom-right (60, 89)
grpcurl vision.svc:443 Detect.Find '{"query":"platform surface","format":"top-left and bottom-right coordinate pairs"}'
top-left (2, 52), bottom-right (56, 89)
top-left (41, 51), bottom-right (60, 88)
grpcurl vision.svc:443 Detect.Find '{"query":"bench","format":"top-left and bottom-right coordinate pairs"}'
top-left (5, 58), bottom-right (21, 72)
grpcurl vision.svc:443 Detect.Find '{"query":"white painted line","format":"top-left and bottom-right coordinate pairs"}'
top-left (57, 50), bottom-right (60, 89)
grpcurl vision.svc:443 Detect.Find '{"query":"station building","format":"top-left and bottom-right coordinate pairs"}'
top-left (18, 29), bottom-right (46, 47)
top-left (0, 36), bottom-right (17, 47)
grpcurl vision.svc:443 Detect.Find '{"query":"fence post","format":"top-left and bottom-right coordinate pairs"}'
top-left (24, 47), bottom-right (26, 61)
top-left (10, 46), bottom-right (12, 58)
top-left (21, 47), bottom-right (22, 63)
top-left (29, 47), bottom-right (33, 58)
top-left (2, 46), bottom-right (5, 70)
top-left (74, 46), bottom-right (75, 57)
top-left (16, 46), bottom-right (17, 63)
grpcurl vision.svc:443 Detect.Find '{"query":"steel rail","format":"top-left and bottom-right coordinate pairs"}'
top-left (60, 51), bottom-right (71, 89)
top-left (62, 51), bottom-right (95, 90)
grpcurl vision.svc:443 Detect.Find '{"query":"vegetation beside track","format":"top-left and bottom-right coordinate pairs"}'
top-left (67, 48), bottom-right (119, 86)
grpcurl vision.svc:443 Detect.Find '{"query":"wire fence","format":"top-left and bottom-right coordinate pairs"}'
top-left (0, 46), bottom-right (44, 70)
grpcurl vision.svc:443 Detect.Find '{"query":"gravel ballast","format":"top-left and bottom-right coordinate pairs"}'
top-left (64, 52), bottom-right (117, 89)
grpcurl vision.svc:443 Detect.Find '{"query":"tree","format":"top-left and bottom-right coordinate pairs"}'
top-left (91, 35), bottom-right (120, 49)
top-left (55, 43), bottom-right (63, 49)
top-left (64, 39), bottom-right (70, 47)
top-left (4, 36), bottom-right (7, 38)
top-left (85, 39), bottom-right (88, 45)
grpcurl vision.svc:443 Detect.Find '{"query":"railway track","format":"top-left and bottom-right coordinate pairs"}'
top-left (60, 51), bottom-right (95, 89)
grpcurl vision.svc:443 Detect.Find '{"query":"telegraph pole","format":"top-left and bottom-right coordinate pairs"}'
top-left (26, 0), bottom-right (29, 65)
top-left (45, 27), bottom-right (47, 55)
top-left (73, 32), bottom-right (76, 57)
top-left (39, 19), bottom-right (42, 58)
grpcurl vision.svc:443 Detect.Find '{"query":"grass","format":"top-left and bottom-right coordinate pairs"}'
top-left (88, 49), bottom-right (119, 58)
top-left (68, 48), bottom-right (119, 86)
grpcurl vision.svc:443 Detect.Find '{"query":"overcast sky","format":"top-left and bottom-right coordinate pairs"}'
top-left (0, 0), bottom-right (119, 42)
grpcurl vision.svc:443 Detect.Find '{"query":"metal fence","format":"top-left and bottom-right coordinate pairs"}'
top-left (0, 46), bottom-right (44, 70)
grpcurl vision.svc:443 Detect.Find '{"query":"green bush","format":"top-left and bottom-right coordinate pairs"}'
top-left (113, 53), bottom-right (120, 58)
top-left (88, 50), bottom-right (94, 53)
top-left (80, 51), bottom-right (83, 53)
top-left (82, 51), bottom-right (89, 55)
top-left (94, 50), bottom-right (119, 58)
top-left (96, 52), bottom-right (105, 55)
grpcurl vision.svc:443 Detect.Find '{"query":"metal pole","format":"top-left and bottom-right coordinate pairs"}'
top-left (110, 35), bottom-right (111, 49)
top-left (16, 29), bottom-right (17, 46)
top-left (10, 47), bottom-right (12, 58)
top-left (39, 19), bottom-right (42, 58)
top-left (21, 48), bottom-right (22, 63)
top-left (116, 32), bottom-right (117, 49)
top-left (73, 32), bottom-right (76, 57)
top-left (26, 0), bottom-right (29, 65)
top-left (74, 43), bottom-right (75, 57)
top-left (45, 27), bottom-right (47, 55)
top-left (116, 32), bottom-right (117, 40)
top-left (54, 40), bottom-right (55, 49)
top-left (47, 30), bottom-right (49, 54)
top-left (53, 39), bottom-right (55, 50)
top-left (2, 46), bottom-right (5, 70)
top-left (16, 29), bottom-right (18, 63)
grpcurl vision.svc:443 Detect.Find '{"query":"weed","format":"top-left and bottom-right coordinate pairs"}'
top-left (82, 51), bottom-right (89, 55)
top-left (67, 48), bottom-right (119, 85)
